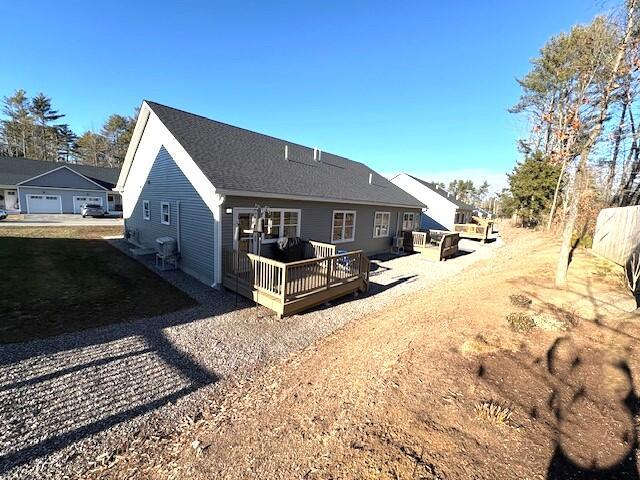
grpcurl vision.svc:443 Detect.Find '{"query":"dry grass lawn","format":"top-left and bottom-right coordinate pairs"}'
top-left (82, 225), bottom-right (637, 479)
top-left (0, 226), bottom-right (196, 344)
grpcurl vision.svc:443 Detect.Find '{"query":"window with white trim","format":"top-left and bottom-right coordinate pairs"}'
top-left (402, 212), bottom-right (418, 231)
top-left (262, 209), bottom-right (301, 242)
top-left (373, 211), bottom-right (390, 238)
top-left (160, 202), bottom-right (170, 225)
top-left (143, 200), bottom-right (150, 220)
top-left (332, 210), bottom-right (356, 243)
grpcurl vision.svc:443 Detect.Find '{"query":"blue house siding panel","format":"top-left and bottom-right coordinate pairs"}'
top-left (125, 147), bottom-right (216, 285)
top-left (18, 187), bottom-right (108, 214)
top-left (21, 167), bottom-right (104, 190)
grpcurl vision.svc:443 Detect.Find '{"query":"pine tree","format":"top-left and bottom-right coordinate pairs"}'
top-left (508, 152), bottom-right (563, 226)
top-left (1, 89), bottom-right (33, 157)
top-left (30, 93), bottom-right (64, 161)
top-left (55, 124), bottom-right (78, 162)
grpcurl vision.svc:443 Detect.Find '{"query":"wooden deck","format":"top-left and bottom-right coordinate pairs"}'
top-left (222, 241), bottom-right (370, 317)
top-left (403, 230), bottom-right (460, 261)
top-left (453, 223), bottom-right (492, 242)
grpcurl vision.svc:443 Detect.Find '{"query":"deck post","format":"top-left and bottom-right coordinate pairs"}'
top-left (326, 256), bottom-right (333, 290)
top-left (281, 264), bottom-right (288, 304)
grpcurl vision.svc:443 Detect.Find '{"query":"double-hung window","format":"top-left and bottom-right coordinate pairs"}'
top-left (160, 202), bottom-right (170, 225)
top-left (332, 210), bottom-right (356, 243)
top-left (262, 209), bottom-right (301, 242)
top-left (143, 200), bottom-right (150, 220)
top-left (373, 211), bottom-right (390, 238)
top-left (402, 212), bottom-right (418, 231)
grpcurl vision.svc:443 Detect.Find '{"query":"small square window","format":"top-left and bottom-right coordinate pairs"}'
top-left (160, 202), bottom-right (170, 225)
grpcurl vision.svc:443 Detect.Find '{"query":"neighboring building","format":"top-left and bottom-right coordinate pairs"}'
top-left (473, 206), bottom-right (493, 219)
top-left (389, 173), bottom-right (473, 230)
top-left (116, 100), bottom-right (424, 287)
top-left (0, 156), bottom-right (121, 214)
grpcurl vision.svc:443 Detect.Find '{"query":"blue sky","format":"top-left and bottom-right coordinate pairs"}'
top-left (1, 1), bottom-right (604, 192)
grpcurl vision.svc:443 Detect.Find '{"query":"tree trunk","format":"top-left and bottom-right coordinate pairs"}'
top-left (554, 0), bottom-right (637, 286)
top-left (547, 157), bottom-right (569, 230)
top-left (605, 101), bottom-right (628, 202)
top-left (555, 155), bottom-right (587, 286)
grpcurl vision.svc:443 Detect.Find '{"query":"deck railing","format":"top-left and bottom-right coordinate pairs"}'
top-left (284, 251), bottom-right (367, 299)
top-left (304, 240), bottom-right (337, 259)
top-left (453, 223), bottom-right (489, 238)
top-left (222, 247), bottom-right (369, 305)
top-left (403, 230), bottom-right (429, 249)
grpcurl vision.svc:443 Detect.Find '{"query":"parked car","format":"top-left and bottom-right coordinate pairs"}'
top-left (80, 204), bottom-right (105, 218)
top-left (0, 209), bottom-right (6, 220)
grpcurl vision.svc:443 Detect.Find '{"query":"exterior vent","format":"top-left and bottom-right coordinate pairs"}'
top-left (368, 173), bottom-right (373, 184)
top-left (313, 148), bottom-right (322, 162)
top-left (284, 145), bottom-right (289, 161)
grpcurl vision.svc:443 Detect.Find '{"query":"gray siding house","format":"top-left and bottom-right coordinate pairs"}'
top-left (117, 101), bottom-right (424, 287)
top-left (0, 156), bottom-right (121, 214)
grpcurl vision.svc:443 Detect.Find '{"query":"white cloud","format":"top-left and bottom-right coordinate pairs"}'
top-left (385, 168), bottom-right (508, 195)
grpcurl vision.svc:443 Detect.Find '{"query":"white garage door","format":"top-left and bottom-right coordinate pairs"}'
top-left (27, 195), bottom-right (61, 214)
top-left (73, 196), bottom-right (103, 214)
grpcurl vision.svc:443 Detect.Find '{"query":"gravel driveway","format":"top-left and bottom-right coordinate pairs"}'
top-left (0, 237), bottom-right (500, 479)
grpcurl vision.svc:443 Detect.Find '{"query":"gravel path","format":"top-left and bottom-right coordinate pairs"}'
top-left (0, 237), bottom-right (500, 479)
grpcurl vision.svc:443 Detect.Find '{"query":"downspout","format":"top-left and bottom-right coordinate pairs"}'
top-left (176, 200), bottom-right (181, 253)
top-left (213, 195), bottom-right (225, 288)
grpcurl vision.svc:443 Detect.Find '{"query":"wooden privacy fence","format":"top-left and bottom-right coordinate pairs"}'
top-left (592, 205), bottom-right (640, 266)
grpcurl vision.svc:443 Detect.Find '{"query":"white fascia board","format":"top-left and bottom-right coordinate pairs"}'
top-left (18, 185), bottom-right (107, 193)
top-left (119, 103), bottom-right (224, 219)
top-left (117, 103), bottom-right (150, 192)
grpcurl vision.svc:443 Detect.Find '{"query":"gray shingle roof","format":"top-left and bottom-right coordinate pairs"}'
top-left (0, 156), bottom-right (120, 189)
top-left (146, 101), bottom-right (423, 208)
top-left (406, 174), bottom-right (474, 210)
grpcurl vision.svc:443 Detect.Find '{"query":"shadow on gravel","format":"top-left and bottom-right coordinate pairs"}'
top-left (0, 286), bottom-right (249, 476)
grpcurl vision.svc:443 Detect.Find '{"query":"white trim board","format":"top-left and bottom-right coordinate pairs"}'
top-left (18, 185), bottom-right (107, 193)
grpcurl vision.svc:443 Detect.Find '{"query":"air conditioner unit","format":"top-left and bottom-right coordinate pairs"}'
top-left (156, 236), bottom-right (178, 258)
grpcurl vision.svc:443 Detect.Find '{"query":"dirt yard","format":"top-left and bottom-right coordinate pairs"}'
top-left (82, 225), bottom-right (637, 479)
